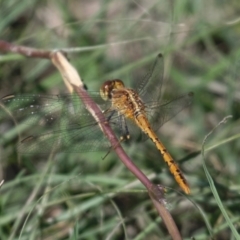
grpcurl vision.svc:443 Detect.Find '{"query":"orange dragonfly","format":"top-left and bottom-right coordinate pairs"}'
top-left (0, 54), bottom-right (193, 194)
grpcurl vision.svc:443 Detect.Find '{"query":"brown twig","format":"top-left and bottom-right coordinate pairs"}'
top-left (0, 40), bottom-right (51, 58)
top-left (51, 51), bottom-right (183, 240)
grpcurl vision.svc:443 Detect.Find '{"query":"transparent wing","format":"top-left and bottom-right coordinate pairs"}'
top-left (0, 93), bottom-right (109, 127)
top-left (17, 123), bottom-right (111, 155)
top-left (145, 92), bottom-right (194, 132)
top-left (1, 80), bottom-right (193, 155)
top-left (137, 53), bottom-right (164, 103)
top-left (1, 93), bottom-right (124, 155)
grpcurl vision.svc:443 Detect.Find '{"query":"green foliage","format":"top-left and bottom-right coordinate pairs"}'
top-left (0, 0), bottom-right (240, 239)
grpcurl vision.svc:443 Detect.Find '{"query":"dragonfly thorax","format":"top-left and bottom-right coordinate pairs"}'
top-left (111, 88), bottom-right (146, 120)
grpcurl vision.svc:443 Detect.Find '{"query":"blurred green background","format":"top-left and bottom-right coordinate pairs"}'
top-left (0, 0), bottom-right (240, 239)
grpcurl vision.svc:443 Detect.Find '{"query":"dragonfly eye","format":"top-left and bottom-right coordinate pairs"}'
top-left (100, 79), bottom-right (125, 101)
top-left (100, 80), bottom-right (113, 100)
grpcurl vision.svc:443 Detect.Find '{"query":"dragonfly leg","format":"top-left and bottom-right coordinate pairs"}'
top-left (118, 114), bottom-right (130, 141)
top-left (102, 116), bottom-right (129, 160)
top-left (102, 108), bottom-right (119, 126)
top-left (104, 109), bottom-right (116, 122)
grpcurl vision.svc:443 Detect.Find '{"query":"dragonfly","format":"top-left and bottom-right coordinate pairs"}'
top-left (0, 53), bottom-right (193, 194)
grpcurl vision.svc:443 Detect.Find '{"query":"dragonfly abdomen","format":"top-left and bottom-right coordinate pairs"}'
top-left (135, 114), bottom-right (190, 194)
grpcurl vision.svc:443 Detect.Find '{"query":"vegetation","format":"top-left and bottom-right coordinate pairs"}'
top-left (0, 0), bottom-right (240, 239)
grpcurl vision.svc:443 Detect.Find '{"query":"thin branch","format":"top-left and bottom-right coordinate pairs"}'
top-left (0, 40), bottom-right (51, 58)
top-left (51, 51), bottom-right (182, 240)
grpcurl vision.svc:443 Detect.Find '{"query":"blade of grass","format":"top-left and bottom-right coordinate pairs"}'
top-left (201, 115), bottom-right (240, 239)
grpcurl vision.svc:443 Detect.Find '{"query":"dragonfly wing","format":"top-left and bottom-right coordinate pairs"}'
top-left (1, 94), bottom-right (61, 126)
top-left (0, 93), bottom-right (108, 127)
top-left (137, 53), bottom-right (164, 103)
top-left (1, 93), bottom-right (116, 155)
top-left (146, 92), bottom-right (193, 132)
top-left (17, 122), bottom-right (112, 155)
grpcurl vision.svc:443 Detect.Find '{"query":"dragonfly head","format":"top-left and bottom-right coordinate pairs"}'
top-left (100, 79), bottom-right (125, 100)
